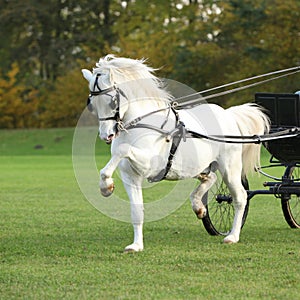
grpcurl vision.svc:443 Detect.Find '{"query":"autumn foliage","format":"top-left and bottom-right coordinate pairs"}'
top-left (0, 64), bottom-right (39, 128)
top-left (0, 0), bottom-right (299, 128)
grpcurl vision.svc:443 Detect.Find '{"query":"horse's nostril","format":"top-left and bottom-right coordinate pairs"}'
top-left (105, 134), bottom-right (115, 144)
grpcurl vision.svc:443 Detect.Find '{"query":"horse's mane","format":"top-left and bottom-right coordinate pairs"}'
top-left (93, 54), bottom-right (173, 106)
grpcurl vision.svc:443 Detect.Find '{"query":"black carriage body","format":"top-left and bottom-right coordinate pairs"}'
top-left (255, 93), bottom-right (300, 163)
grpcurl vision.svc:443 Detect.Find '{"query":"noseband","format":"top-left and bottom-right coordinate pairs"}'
top-left (86, 73), bottom-right (126, 121)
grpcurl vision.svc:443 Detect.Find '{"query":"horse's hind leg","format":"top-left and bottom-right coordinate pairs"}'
top-left (190, 172), bottom-right (217, 219)
top-left (222, 172), bottom-right (247, 244)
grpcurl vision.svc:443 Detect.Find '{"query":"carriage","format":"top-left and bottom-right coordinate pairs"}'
top-left (202, 92), bottom-right (300, 235)
top-left (80, 55), bottom-right (300, 251)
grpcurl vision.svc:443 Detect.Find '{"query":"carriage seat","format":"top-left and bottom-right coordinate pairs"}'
top-left (255, 92), bottom-right (300, 127)
top-left (254, 92), bottom-right (300, 163)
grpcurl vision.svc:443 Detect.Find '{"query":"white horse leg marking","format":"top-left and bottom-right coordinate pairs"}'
top-left (190, 172), bottom-right (217, 219)
top-left (125, 223), bottom-right (144, 253)
top-left (222, 174), bottom-right (247, 244)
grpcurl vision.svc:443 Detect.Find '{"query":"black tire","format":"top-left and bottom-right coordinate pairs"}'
top-left (281, 164), bottom-right (300, 228)
top-left (201, 173), bottom-right (250, 236)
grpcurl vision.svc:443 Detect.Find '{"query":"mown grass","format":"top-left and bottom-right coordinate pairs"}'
top-left (0, 128), bottom-right (299, 299)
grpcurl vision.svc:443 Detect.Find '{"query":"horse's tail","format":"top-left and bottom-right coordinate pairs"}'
top-left (226, 103), bottom-right (270, 176)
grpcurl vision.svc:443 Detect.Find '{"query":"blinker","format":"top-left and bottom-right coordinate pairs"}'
top-left (86, 96), bottom-right (93, 112)
top-left (109, 94), bottom-right (119, 110)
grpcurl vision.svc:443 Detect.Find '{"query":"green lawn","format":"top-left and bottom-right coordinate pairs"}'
top-left (0, 128), bottom-right (299, 299)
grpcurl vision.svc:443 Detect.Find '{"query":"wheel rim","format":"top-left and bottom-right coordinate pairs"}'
top-left (287, 194), bottom-right (300, 226)
top-left (204, 173), bottom-right (235, 236)
top-left (206, 193), bottom-right (235, 235)
top-left (287, 166), bottom-right (300, 226)
top-left (202, 172), bottom-right (249, 236)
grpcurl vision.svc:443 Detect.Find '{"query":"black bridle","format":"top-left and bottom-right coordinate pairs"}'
top-left (86, 73), bottom-right (125, 121)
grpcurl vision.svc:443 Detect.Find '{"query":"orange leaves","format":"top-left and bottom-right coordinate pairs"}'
top-left (40, 68), bottom-right (88, 128)
top-left (0, 63), bottom-right (39, 128)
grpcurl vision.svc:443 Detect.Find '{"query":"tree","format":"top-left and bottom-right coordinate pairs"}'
top-left (0, 0), bottom-right (114, 82)
top-left (0, 63), bottom-right (38, 128)
top-left (213, 0), bottom-right (300, 105)
top-left (0, 0), bottom-right (299, 127)
top-left (39, 66), bottom-right (89, 127)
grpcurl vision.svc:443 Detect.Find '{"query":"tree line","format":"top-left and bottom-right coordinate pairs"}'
top-left (0, 0), bottom-right (299, 128)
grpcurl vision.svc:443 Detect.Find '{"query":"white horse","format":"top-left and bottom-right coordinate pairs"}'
top-left (81, 55), bottom-right (270, 252)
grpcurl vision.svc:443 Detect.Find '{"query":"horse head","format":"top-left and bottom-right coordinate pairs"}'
top-left (82, 55), bottom-right (172, 144)
top-left (81, 68), bottom-right (128, 144)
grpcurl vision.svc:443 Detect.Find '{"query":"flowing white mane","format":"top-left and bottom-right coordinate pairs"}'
top-left (93, 54), bottom-right (173, 106)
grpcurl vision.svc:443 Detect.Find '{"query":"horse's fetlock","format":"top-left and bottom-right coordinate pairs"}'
top-left (193, 206), bottom-right (207, 219)
top-left (100, 172), bottom-right (108, 180)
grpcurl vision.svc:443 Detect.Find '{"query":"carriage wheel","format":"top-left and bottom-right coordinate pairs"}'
top-left (281, 164), bottom-right (300, 228)
top-left (201, 172), bottom-right (249, 236)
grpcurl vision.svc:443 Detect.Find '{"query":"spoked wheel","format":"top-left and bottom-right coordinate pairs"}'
top-left (201, 172), bottom-right (250, 236)
top-left (281, 164), bottom-right (300, 228)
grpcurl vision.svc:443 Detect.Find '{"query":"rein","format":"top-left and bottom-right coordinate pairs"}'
top-left (174, 66), bottom-right (300, 109)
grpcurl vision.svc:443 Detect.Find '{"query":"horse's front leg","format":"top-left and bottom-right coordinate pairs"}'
top-left (119, 160), bottom-right (145, 253)
top-left (123, 174), bottom-right (144, 253)
top-left (101, 143), bottom-right (150, 251)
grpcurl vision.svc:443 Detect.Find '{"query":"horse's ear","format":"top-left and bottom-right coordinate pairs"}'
top-left (81, 69), bottom-right (93, 82)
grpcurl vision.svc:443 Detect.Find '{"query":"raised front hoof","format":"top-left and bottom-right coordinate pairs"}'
top-left (100, 183), bottom-right (115, 197)
top-left (194, 208), bottom-right (207, 219)
top-left (124, 243), bottom-right (143, 253)
top-left (223, 235), bottom-right (239, 244)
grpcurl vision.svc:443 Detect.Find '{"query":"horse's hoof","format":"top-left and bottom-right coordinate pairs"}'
top-left (100, 183), bottom-right (115, 197)
top-left (223, 235), bottom-right (239, 244)
top-left (194, 208), bottom-right (207, 219)
top-left (124, 243), bottom-right (143, 253)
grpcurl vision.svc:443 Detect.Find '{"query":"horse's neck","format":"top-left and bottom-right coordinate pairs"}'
top-left (124, 91), bottom-right (169, 123)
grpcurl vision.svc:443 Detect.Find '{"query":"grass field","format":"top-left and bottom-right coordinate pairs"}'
top-left (0, 128), bottom-right (299, 299)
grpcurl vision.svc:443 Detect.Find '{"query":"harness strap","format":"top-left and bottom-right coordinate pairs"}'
top-left (148, 121), bottom-right (186, 183)
top-left (121, 106), bottom-right (185, 183)
top-left (123, 107), bottom-right (171, 130)
top-left (187, 127), bottom-right (300, 144)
